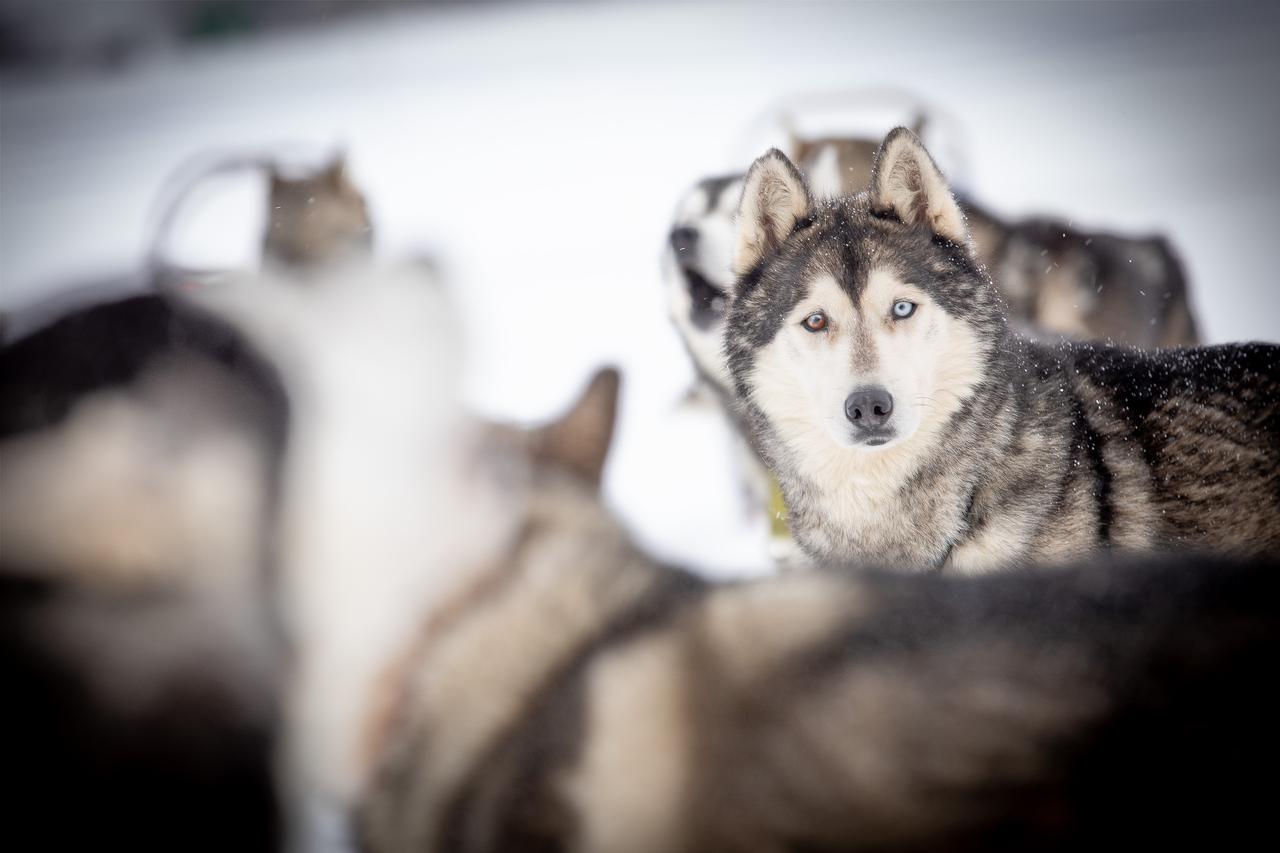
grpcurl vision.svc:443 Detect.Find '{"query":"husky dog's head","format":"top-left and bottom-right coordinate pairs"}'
top-left (663, 174), bottom-right (744, 395)
top-left (263, 155), bottom-right (373, 272)
top-left (726, 128), bottom-right (1005, 470)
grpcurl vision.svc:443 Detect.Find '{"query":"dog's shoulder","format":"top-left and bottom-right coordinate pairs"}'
top-left (1067, 340), bottom-right (1280, 394)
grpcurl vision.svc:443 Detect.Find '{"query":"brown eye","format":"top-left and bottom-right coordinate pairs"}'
top-left (802, 312), bottom-right (828, 332)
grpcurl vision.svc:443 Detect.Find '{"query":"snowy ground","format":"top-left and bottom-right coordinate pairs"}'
top-left (3, 1), bottom-right (1278, 578)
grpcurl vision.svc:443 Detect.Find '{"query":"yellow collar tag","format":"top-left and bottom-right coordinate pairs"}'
top-left (768, 476), bottom-right (790, 539)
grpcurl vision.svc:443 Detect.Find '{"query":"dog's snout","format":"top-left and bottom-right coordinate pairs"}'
top-left (670, 226), bottom-right (699, 255)
top-left (844, 388), bottom-right (894, 428)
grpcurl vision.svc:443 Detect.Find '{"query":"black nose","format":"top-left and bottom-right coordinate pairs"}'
top-left (844, 388), bottom-right (894, 428)
top-left (670, 226), bottom-right (699, 255)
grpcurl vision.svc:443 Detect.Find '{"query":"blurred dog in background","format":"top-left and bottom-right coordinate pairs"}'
top-left (2, 151), bottom-right (374, 346)
top-left (0, 152), bottom-right (375, 848)
top-left (1, 287), bottom-right (288, 851)
top-left (260, 155), bottom-right (374, 274)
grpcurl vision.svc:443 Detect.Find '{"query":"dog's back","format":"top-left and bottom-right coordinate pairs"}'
top-left (970, 207), bottom-right (1200, 347)
top-left (1064, 339), bottom-right (1280, 554)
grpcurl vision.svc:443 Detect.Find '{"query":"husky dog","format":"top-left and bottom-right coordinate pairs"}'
top-left (0, 265), bottom-right (460, 850)
top-left (261, 155), bottom-right (374, 273)
top-left (148, 151), bottom-right (375, 282)
top-left (663, 133), bottom-right (1200, 569)
top-left (2, 154), bottom-right (375, 347)
top-left (357, 363), bottom-right (1278, 852)
top-left (965, 204), bottom-right (1199, 347)
top-left (664, 173), bottom-right (744, 397)
top-left (724, 128), bottom-right (1278, 572)
top-left (0, 291), bottom-right (289, 584)
top-left (1, 289), bottom-right (288, 850)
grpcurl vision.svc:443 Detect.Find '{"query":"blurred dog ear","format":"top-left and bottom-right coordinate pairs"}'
top-left (325, 151), bottom-right (349, 189)
top-left (733, 148), bottom-right (812, 276)
top-left (267, 163), bottom-right (289, 196)
top-left (532, 368), bottom-right (621, 489)
top-left (869, 127), bottom-right (968, 247)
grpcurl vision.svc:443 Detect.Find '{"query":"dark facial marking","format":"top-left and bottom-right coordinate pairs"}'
top-left (682, 267), bottom-right (728, 330)
top-left (698, 174), bottom-right (744, 213)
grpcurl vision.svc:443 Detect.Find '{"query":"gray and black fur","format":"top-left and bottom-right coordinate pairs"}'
top-left (725, 129), bottom-right (1278, 569)
top-left (962, 200), bottom-right (1199, 347)
top-left (0, 293), bottom-right (289, 850)
top-left (361, 371), bottom-right (1280, 852)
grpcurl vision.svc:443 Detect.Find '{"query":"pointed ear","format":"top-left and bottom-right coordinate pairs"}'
top-left (325, 153), bottom-right (349, 188)
top-left (869, 127), bottom-right (968, 246)
top-left (533, 368), bottom-right (621, 488)
top-left (267, 164), bottom-right (299, 206)
top-left (733, 148), bottom-right (812, 276)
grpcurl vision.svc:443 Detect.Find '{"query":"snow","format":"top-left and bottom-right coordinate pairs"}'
top-left (2, 1), bottom-right (1278, 579)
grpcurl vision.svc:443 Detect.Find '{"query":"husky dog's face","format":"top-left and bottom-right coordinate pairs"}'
top-left (726, 129), bottom-right (1004, 469)
top-left (265, 156), bottom-right (373, 271)
top-left (663, 174), bottom-right (743, 394)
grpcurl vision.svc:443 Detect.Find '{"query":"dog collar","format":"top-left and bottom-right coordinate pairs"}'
top-left (768, 476), bottom-right (791, 539)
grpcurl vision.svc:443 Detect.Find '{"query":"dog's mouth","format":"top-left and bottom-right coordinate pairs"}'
top-left (678, 264), bottom-right (728, 329)
top-left (825, 418), bottom-right (903, 451)
top-left (851, 427), bottom-right (899, 449)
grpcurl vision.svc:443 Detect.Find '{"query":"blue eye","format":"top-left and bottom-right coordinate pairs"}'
top-left (892, 300), bottom-right (917, 319)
